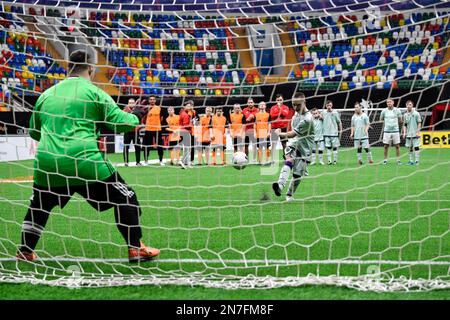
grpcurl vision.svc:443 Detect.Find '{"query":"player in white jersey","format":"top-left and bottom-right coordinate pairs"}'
top-left (402, 100), bottom-right (422, 165)
top-left (380, 98), bottom-right (403, 165)
top-left (272, 92), bottom-right (314, 202)
top-left (310, 108), bottom-right (325, 165)
top-left (321, 100), bottom-right (342, 165)
top-left (350, 102), bottom-right (373, 165)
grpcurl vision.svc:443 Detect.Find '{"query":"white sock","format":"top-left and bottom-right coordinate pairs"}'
top-left (287, 175), bottom-right (301, 197)
top-left (357, 152), bottom-right (363, 161)
top-left (333, 150), bottom-right (338, 162)
top-left (366, 151), bottom-right (372, 161)
top-left (409, 151), bottom-right (413, 162)
top-left (319, 153), bottom-right (323, 162)
top-left (415, 150), bottom-right (420, 162)
top-left (278, 164), bottom-right (291, 189)
top-left (311, 152), bottom-right (316, 163)
top-left (327, 150), bottom-right (332, 163)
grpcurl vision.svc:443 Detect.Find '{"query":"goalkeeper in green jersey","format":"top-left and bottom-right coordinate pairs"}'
top-left (321, 100), bottom-right (342, 165)
top-left (402, 100), bottom-right (422, 165)
top-left (350, 102), bottom-right (373, 165)
top-left (272, 92), bottom-right (314, 202)
top-left (17, 51), bottom-right (160, 263)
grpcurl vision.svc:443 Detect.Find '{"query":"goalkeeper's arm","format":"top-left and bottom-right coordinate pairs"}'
top-left (98, 91), bottom-right (140, 132)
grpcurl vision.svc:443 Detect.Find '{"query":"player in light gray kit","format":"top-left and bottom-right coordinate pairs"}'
top-left (272, 92), bottom-right (314, 202)
top-left (310, 108), bottom-right (325, 165)
top-left (350, 101), bottom-right (373, 165)
top-left (402, 100), bottom-right (422, 165)
top-left (321, 100), bottom-right (342, 165)
top-left (380, 98), bottom-right (403, 165)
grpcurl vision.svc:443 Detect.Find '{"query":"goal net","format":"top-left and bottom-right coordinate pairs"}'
top-left (0, 1), bottom-right (449, 292)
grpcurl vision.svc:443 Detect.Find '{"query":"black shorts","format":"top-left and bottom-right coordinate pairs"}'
top-left (30, 172), bottom-right (140, 213)
top-left (144, 131), bottom-right (163, 147)
top-left (168, 140), bottom-right (180, 149)
top-left (124, 131), bottom-right (141, 146)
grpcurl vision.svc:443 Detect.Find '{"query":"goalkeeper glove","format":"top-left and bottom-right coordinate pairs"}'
top-left (132, 108), bottom-right (145, 120)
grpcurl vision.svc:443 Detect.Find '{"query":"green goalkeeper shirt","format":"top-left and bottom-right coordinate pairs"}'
top-left (29, 77), bottom-right (139, 187)
top-left (404, 110), bottom-right (421, 138)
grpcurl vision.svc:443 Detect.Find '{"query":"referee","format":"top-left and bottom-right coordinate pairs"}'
top-left (17, 50), bottom-right (160, 263)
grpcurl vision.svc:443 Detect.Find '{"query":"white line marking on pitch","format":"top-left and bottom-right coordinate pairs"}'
top-left (0, 257), bottom-right (449, 265)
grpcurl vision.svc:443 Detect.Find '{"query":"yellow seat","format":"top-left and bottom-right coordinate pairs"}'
top-left (406, 56), bottom-right (413, 64)
top-left (302, 45), bottom-right (308, 52)
top-left (413, 56), bottom-right (420, 63)
top-left (333, 57), bottom-right (339, 65)
top-left (341, 82), bottom-right (348, 90)
top-left (351, 38), bottom-right (356, 46)
top-left (432, 67), bottom-right (439, 75)
top-left (373, 75), bottom-right (380, 82)
top-left (195, 89), bottom-right (201, 96)
top-left (399, 19), bottom-right (405, 26)
top-left (383, 38), bottom-right (389, 45)
top-left (366, 75), bottom-right (373, 83)
top-left (146, 76), bottom-right (152, 82)
top-left (380, 19), bottom-right (386, 27)
top-left (302, 70), bottom-right (308, 78)
top-left (215, 89), bottom-right (222, 96)
top-left (326, 58), bottom-right (333, 65)
top-left (180, 89), bottom-right (187, 96)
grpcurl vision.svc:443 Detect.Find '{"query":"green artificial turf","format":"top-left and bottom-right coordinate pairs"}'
top-left (0, 147), bottom-right (449, 299)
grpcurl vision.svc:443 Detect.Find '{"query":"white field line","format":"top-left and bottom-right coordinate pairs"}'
top-left (0, 257), bottom-right (449, 266)
top-left (0, 180), bottom-right (33, 184)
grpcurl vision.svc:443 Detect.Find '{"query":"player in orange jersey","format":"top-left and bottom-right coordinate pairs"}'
top-left (211, 107), bottom-right (227, 165)
top-left (229, 103), bottom-right (244, 153)
top-left (196, 107), bottom-right (213, 165)
top-left (255, 101), bottom-right (271, 165)
top-left (165, 106), bottom-right (181, 165)
top-left (144, 96), bottom-right (165, 166)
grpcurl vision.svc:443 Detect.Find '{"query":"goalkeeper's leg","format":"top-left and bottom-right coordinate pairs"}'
top-left (18, 185), bottom-right (72, 261)
top-left (82, 172), bottom-right (159, 262)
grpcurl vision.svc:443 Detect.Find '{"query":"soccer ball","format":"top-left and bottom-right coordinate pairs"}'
top-left (232, 152), bottom-right (248, 170)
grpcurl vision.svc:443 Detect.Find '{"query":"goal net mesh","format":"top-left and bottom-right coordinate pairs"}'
top-left (0, 0), bottom-right (449, 292)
